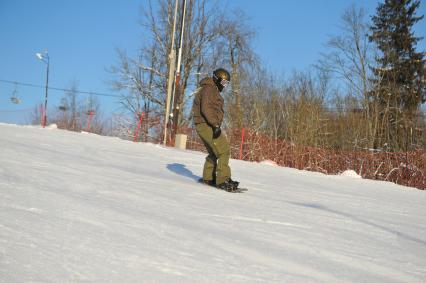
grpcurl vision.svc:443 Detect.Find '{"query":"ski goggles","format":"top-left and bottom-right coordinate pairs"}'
top-left (214, 74), bottom-right (230, 88)
top-left (220, 78), bottom-right (230, 88)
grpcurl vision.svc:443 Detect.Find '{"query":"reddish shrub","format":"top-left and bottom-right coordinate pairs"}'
top-left (185, 127), bottom-right (425, 190)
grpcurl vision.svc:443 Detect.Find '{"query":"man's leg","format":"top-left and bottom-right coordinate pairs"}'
top-left (202, 141), bottom-right (217, 182)
top-left (196, 123), bottom-right (231, 185)
top-left (212, 133), bottom-right (231, 185)
top-left (196, 123), bottom-right (216, 182)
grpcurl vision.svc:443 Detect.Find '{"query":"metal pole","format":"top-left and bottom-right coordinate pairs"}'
top-left (176, 0), bottom-right (186, 73)
top-left (172, 0), bottom-right (187, 140)
top-left (163, 0), bottom-right (179, 145)
top-left (43, 54), bottom-right (50, 128)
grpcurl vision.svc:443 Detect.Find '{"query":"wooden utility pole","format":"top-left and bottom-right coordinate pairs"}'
top-left (163, 0), bottom-right (179, 145)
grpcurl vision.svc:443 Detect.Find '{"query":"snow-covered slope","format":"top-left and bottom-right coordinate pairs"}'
top-left (1, 123), bottom-right (425, 283)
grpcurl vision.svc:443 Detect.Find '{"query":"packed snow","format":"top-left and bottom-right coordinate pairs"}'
top-left (0, 123), bottom-right (425, 283)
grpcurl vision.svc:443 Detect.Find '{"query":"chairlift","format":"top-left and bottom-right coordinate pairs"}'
top-left (10, 96), bottom-right (21, 104)
top-left (10, 84), bottom-right (21, 104)
top-left (59, 98), bottom-right (68, 111)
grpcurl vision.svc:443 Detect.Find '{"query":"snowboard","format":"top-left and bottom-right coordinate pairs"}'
top-left (197, 179), bottom-right (248, 193)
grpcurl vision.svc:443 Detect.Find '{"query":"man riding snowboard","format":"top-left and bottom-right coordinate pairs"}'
top-left (192, 68), bottom-right (239, 191)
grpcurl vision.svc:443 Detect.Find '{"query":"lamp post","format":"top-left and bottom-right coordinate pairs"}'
top-left (36, 50), bottom-right (50, 128)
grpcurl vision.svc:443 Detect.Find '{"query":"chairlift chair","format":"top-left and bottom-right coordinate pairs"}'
top-left (10, 84), bottom-right (21, 104)
top-left (58, 98), bottom-right (69, 111)
top-left (10, 96), bottom-right (21, 104)
top-left (59, 105), bottom-right (68, 111)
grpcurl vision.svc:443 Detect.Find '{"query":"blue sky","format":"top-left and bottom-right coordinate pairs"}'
top-left (1, 0), bottom-right (425, 124)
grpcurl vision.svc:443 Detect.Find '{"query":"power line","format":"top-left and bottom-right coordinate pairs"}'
top-left (0, 107), bottom-right (33, 113)
top-left (0, 79), bottom-right (121, 98)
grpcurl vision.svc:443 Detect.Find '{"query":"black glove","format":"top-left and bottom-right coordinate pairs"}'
top-left (212, 126), bottom-right (221, 139)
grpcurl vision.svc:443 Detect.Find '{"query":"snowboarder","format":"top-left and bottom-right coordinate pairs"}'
top-left (192, 68), bottom-right (239, 191)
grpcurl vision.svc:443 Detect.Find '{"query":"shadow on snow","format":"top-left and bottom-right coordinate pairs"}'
top-left (166, 163), bottom-right (200, 183)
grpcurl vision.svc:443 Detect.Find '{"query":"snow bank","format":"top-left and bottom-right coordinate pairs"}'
top-left (46, 123), bottom-right (58, 130)
top-left (339, 170), bottom-right (362, 179)
top-left (1, 123), bottom-right (425, 283)
top-left (258, 159), bottom-right (279, 166)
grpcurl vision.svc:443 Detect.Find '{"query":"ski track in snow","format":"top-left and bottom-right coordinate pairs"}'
top-left (0, 123), bottom-right (425, 283)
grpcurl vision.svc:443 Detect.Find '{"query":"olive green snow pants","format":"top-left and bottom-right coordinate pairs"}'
top-left (195, 123), bottom-right (231, 185)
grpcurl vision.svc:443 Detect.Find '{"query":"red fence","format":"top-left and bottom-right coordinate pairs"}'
top-left (186, 127), bottom-right (425, 190)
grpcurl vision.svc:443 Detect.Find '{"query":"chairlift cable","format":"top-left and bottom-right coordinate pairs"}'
top-left (0, 79), bottom-right (120, 98)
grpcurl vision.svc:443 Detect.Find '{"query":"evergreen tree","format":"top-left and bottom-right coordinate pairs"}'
top-left (369, 0), bottom-right (425, 150)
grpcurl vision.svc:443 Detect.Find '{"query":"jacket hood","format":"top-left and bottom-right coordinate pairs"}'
top-left (199, 77), bottom-right (215, 87)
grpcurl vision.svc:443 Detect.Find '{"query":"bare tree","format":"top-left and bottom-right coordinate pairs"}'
top-left (316, 4), bottom-right (377, 149)
top-left (30, 104), bottom-right (43, 126)
top-left (214, 9), bottom-right (258, 129)
top-left (109, 0), bottom-right (229, 140)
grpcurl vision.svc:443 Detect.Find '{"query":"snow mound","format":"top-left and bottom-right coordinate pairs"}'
top-left (259, 159), bottom-right (279, 166)
top-left (339, 170), bottom-right (362, 179)
top-left (46, 123), bottom-right (58, 130)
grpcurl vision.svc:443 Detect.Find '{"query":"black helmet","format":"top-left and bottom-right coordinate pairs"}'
top-left (213, 68), bottom-right (231, 91)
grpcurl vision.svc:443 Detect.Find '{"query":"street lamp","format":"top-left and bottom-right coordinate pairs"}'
top-left (36, 50), bottom-right (50, 127)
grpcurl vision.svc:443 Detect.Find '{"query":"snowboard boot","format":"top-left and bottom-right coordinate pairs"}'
top-left (228, 178), bottom-right (239, 189)
top-left (216, 179), bottom-right (238, 192)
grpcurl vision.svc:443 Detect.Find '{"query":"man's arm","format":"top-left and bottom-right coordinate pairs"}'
top-left (200, 86), bottom-right (220, 127)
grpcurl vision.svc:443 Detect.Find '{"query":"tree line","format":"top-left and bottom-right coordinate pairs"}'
top-left (44, 0), bottom-right (425, 152)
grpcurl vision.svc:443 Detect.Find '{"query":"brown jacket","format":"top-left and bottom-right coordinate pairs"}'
top-left (192, 77), bottom-right (224, 127)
